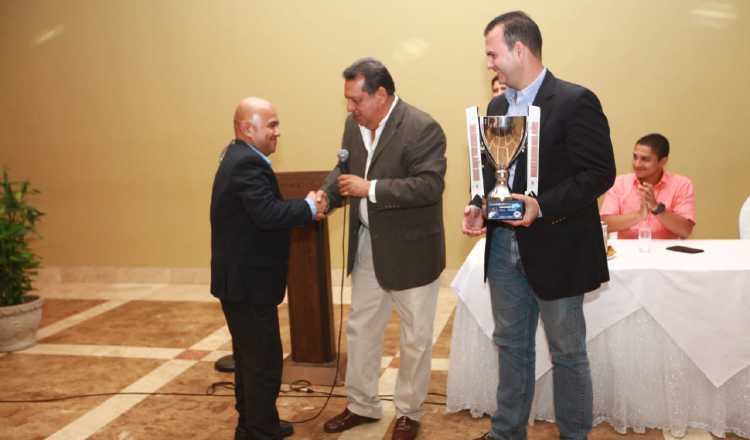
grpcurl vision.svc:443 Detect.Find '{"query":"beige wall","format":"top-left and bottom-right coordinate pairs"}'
top-left (1, 0), bottom-right (748, 269)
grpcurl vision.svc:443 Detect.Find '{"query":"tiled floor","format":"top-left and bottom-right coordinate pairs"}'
top-left (0, 281), bottom-right (743, 440)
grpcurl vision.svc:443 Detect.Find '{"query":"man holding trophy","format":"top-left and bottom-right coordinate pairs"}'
top-left (462, 11), bottom-right (616, 440)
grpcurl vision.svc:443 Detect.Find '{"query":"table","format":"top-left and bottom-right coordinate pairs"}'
top-left (446, 239), bottom-right (750, 438)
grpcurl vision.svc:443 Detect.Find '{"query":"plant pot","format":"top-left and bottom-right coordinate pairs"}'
top-left (0, 295), bottom-right (44, 352)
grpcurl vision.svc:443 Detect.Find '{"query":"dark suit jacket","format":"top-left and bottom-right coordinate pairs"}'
top-left (481, 71), bottom-right (616, 300)
top-left (321, 99), bottom-right (447, 290)
top-left (210, 140), bottom-right (312, 305)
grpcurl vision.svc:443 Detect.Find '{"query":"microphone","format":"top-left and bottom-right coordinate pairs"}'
top-left (337, 149), bottom-right (350, 174)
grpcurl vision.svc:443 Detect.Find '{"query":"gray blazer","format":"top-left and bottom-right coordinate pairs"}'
top-left (321, 99), bottom-right (446, 290)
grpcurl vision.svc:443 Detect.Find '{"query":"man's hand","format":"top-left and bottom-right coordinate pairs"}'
top-left (337, 174), bottom-right (370, 198)
top-left (637, 182), bottom-right (657, 211)
top-left (638, 196), bottom-right (649, 220)
top-left (504, 194), bottom-right (540, 227)
top-left (315, 190), bottom-right (329, 215)
top-left (462, 205), bottom-right (486, 236)
top-left (306, 191), bottom-right (327, 221)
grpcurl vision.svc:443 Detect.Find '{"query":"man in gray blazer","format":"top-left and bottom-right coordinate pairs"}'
top-left (318, 58), bottom-right (446, 440)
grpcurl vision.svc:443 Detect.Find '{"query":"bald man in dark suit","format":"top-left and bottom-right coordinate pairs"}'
top-left (210, 97), bottom-right (325, 440)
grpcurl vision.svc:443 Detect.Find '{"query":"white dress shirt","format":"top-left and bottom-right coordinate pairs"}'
top-left (357, 95), bottom-right (399, 227)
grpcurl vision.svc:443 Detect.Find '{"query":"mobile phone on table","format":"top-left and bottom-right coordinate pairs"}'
top-left (666, 245), bottom-right (704, 254)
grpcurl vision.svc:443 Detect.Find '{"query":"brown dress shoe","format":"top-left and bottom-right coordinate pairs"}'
top-left (323, 408), bottom-right (379, 433)
top-left (392, 416), bottom-right (420, 440)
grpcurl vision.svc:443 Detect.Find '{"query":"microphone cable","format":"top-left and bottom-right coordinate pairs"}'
top-left (0, 202), bottom-right (355, 417)
top-left (283, 194), bottom-right (348, 424)
top-left (0, 190), bottom-right (456, 417)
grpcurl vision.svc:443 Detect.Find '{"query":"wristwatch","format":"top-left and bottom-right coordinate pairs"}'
top-left (651, 202), bottom-right (666, 215)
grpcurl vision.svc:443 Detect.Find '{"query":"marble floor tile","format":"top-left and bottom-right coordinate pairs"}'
top-left (0, 354), bottom-right (163, 440)
top-left (190, 325), bottom-right (230, 351)
top-left (37, 300), bottom-right (128, 341)
top-left (219, 304), bottom-right (354, 355)
top-left (39, 298), bottom-right (108, 328)
top-left (428, 370), bottom-right (448, 398)
top-left (431, 357), bottom-right (450, 371)
top-left (417, 406), bottom-right (492, 440)
top-left (176, 349), bottom-right (210, 360)
top-left (22, 343), bottom-right (183, 360)
top-left (48, 360), bottom-right (196, 440)
top-left (41, 300), bottom-right (226, 348)
top-left (278, 395), bottom-right (351, 439)
top-left (146, 283), bottom-right (215, 302)
top-left (89, 361), bottom-right (238, 439)
top-left (432, 309), bottom-right (455, 359)
top-left (5, 282), bottom-right (738, 440)
top-left (202, 350), bottom-right (232, 362)
top-left (330, 285), bottom-right (352, 305)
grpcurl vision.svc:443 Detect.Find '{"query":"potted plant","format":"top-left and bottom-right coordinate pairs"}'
top-left (0, 169), bottom-right (44, 351)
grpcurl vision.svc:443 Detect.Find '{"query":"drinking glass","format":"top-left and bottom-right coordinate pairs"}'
top-left (638, 225), bottom-right (652, 252)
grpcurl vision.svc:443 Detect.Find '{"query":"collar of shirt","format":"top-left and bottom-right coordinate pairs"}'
top-left (504, 67), bottom-right (547, 116)
top-left (234, 139), bottom-right (272, 167)
top-left (358, 95), bottom-right (399, 154)
top-left (630, 170), bottom-right (672, 190)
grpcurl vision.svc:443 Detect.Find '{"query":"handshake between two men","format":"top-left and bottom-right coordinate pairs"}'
top-left (307, 174), bottom-right (371, 221)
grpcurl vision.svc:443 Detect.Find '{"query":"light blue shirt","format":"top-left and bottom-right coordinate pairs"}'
top-left (504, 67), bottom-right (547, 117)
top-left (248, 143), bottom-right (317, 218)
top-left (248, 144), bottom-right (272, 167)
top-left (504, 68), bottom-right (547, 188)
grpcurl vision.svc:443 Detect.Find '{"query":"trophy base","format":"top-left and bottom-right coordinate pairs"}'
top-left (487, 199), bottom-right (525, 221)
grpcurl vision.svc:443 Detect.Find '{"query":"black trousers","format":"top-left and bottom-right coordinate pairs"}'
top-left (221, 300), bottom-right (283, 440)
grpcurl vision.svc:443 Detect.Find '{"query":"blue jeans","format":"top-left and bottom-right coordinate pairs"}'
top-left (487, 227), bottom-right (592, 440)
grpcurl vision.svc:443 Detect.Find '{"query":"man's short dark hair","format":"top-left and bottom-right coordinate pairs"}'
top-left (491, 75), bottom-right (500, 87)
top-left (637, 133), bottom-right (670, 159)
top-left (484, 11), bottom-right (542, 59)
top-left (342, 57), bottom-right (396, 96)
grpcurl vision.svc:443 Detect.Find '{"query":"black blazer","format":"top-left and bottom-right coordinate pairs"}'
top-left (481, 71), bottom-right (616, 300)
top-left (210, 140), bottom-right (312, 304)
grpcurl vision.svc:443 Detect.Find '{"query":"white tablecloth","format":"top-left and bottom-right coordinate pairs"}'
top-left (447, 239), bottom-right (750, 437)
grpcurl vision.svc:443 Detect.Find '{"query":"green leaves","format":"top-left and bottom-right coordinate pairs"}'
top-left (1, 168), bottom-right (43, 307)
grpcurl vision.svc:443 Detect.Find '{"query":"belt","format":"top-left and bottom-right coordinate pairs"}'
top-left (490, 221), bottom-right (515, 230)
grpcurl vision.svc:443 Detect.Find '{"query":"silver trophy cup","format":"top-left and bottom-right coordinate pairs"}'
top-left (480, 115), bottom-right (527, 221)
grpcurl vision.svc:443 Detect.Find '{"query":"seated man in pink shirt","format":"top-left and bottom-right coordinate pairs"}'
top-left (600, 133), bottom-right (695, 239)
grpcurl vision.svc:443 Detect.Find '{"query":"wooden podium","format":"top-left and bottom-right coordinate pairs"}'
top-left (276, 171), bottom-right (345, 386)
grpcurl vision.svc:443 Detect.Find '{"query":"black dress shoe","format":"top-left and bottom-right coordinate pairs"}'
top-left (473, 433), bottom-right (498, 440)
top-left (234, 422), bottom-right (293, 439)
